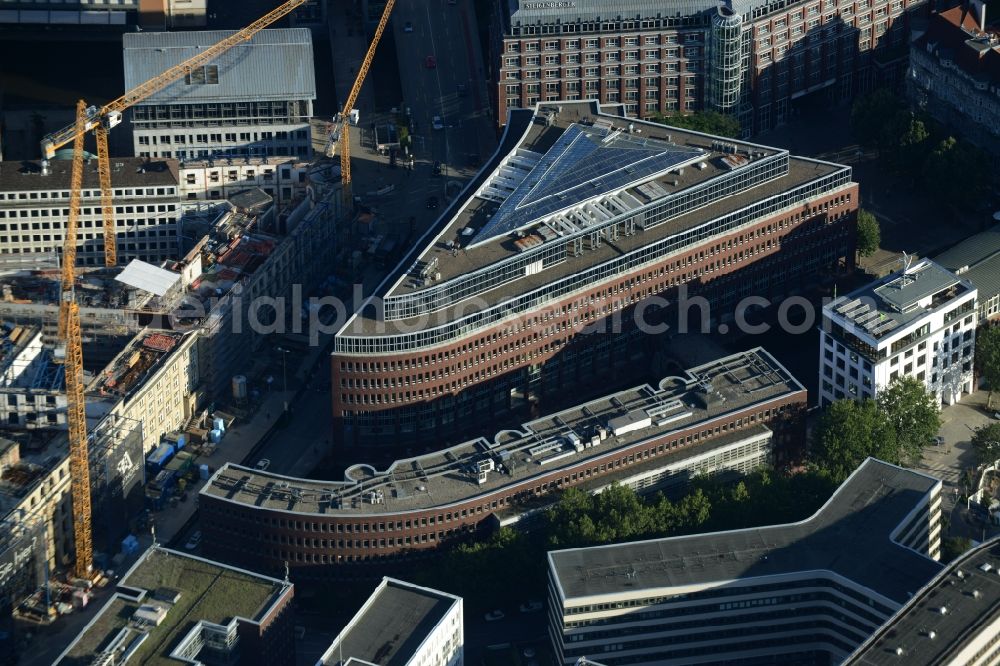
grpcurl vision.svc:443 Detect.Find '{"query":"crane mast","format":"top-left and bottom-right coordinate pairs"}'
top-left (38, 0), bottom-right (307, 267)
top-left (338, 0), bottom-right (395, 205)
top-left (61, 101), bottom-right (93, 580)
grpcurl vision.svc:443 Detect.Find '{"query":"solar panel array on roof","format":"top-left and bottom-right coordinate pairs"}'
top-left (470, 124), bottom-right (704, 245)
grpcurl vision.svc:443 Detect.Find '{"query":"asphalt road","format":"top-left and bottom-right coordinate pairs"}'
top-left (392, 0), bottom-right (495, 186)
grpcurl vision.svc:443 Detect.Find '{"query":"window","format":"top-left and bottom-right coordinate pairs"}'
top-left (184, 65), bottom-right (219, 85)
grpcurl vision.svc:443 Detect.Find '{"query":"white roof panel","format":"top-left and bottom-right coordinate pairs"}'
top-left (115, 260), bottom-right (180, 297)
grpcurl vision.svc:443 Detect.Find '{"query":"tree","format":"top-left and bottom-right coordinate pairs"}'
top-left (922, 137), bottom-right (994, 207)
top-left (877, 376), bottom-right (941, 463)
top-left (971, 422), bottom-right (1000, 464)
top-left (976, 326), bottom-right (1000, 405)
top-left (850, 90), bottom-right (903, 149)
top-left (856, 209), bottom-right (881, 257)
top-left (650, 111), bottom-right (740, 138)
top-left (812, 399), bottom-right (899, 481)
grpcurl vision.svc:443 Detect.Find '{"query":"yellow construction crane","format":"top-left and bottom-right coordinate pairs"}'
top-left (59, 101), bottom-right (93, 580)
top-left (40, 0), bottom-right (307, 268)
top-left (332, 0), bottom-right (396, 205)
top-left (49, 0), bottom-right (306, 580)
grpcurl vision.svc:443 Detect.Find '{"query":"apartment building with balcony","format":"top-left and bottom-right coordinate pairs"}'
top-left (819, 258), bottom-right (977, 406)
top-left (909, 3), bottom-right (1000, 162)
top-left (490, 0), bottom-right (924, 134)
top-left (331, 101), bottom-right (856, 449)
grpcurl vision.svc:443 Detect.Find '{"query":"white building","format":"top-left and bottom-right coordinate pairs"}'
top-left (318, 577), bottom-right (463, 666)
top-left (178, 156), bottom-right (312, 208)
top-left (0, 157), bottom-right (181, 267)
top-left (547, 458), bottom-right (943, 666)
top-left (123, 29), bottom-right (316, 161)
top-left (819, 258), bottom-right (978, 407)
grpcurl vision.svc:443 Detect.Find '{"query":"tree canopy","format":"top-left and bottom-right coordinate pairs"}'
top-left (876, 376), bottom-right (941, 463)
top-left (650, 111), bottom-right (740, 138)
top-left (812, 399), bottom-right (900, 481)
top-left (856, 209), bottom-right (881, 257)
top-left (971, 422), bottom-right (1000, 465)
top-left (976, 326), bottom-right (1000, 404)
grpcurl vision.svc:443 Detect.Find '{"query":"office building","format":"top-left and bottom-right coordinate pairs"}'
top-left (178, 156), bottom-right (313, 209)
top-left (845, 536), bottom-right (1000, 666)
top-left (202, 348), bottom-right (805, 578)
top-left (0, 0), bottom-right (133, 25)
top-left (331, 101), bottom-right (857, 448)
top-left (138, 0), bottom-right (207, 29)
top-left (123, 29), bottom-right (316, 160)
top-left (87, 328), bottom-right (201, 455)
top-left (935, 225), bottom-right (1000, 323)
top-left (819, 258), bottom-right (977, 406)
top-left (547, 457), bottom-right (943, 666)
top-left (0, 324), bottom-right (66, 429)
top-left (0, 157), bottom-right (180, 267)
top-left (55, 546), bottom-right (295, 666)
top-left (490, 0), bottom-right (922, 134)
top-left (909, 3), bottom-right (1000, 161)
top-left (0, 433), bottom-right (72, 612)
top-left (318, 577), bottom-right (463, 666)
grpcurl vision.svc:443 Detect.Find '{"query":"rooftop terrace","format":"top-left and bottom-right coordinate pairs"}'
top-left (340, 101), bottom-right (849, 340)
top-left (826, 259), bottom-right (973, 341)
top-left (548, 458), bottom-right (942, 606)
top-left (203, 348), bottom-right (803, 517)
top-left (57, 546), bottom-right (290, 666)
top-left (320, 578), bottom-right (460, 666)
top-left (845, 537), bottom-right (1000, 665)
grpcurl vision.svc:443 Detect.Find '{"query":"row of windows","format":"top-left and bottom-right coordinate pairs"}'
top-left (337, 173), bottom-right (853, 355)
top-left (1, 187), bottom-right (175, 201)
top-left (209, 406), bottom-right (793, 549)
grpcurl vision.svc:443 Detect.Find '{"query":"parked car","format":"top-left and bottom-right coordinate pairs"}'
top-left (432, 161), bottom-right (442, 176)
top-left (432, 115), bottom-right (444, 130)
top-left (255, 458), bottom-right (271, 471)
top-left (425, 196), bottom-right (439, 210)
top-left (932, 436), bottom-right (945, 446)
top-left (519, 600), bottom-right (544, 613)
top-left (403, 21), bottom-right (413, 32)
top-left (424, 54), bottom-right (436, 69)
top-left (184, 531), bottom-right (202, 550)
top-left (484, 609), bottom-right (505, 622)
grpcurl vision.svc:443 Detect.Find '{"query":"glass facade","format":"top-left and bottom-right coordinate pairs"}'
top-left (710, 6), bottom-right (744, 111)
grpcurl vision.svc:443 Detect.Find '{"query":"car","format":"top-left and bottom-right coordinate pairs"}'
top-left (432, 115), bottom-right (444, 130)
top-left (425, 196), bottom-right (439, 210)
top-left (994, 412), bottom-right (1000, 420)
top-left (255, 458), bottom-right (271, 471)
top-left (484, 610), bottom-right (505, 622)
top-left (184, 531), bottom-right (202, 550)
top-left (932, 436), bottom-right (945, 446)
top-left (519, 600), bottom-right (544, 613)
top-left (403, 21), bottom-right (413, 32)
top-left (432, 161), bottom-right (442, 176)
top-left (424, 55), bottom-right (436, 69)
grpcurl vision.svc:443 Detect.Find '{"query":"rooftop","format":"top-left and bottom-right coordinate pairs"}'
top-left (123, 28), bottom-right (316, 105)
top-left (935, 224), bottom-right (1000, 303)
top-left (202, 348), bottom-right (804, 517)
top-left (57, 546), bottom-right (291, 666)
top-left (0, 157), bottom-right (179, 194)
top-left (825, 259), bottom-right (973, 341)
top-left (319, 578), bottom-right (460, 666)
top-left (845, 537), bottom-right (1000, 665)
top-left (549, 458), bottom-right (942, 605)
top-left (87, 330), bottom-right (189, 403)
top-left (341, 101), bottom-right (847, 339)
top-left (916, 5), bottom-right (1000, 89)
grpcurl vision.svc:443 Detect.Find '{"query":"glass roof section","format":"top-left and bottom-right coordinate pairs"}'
top-left (470, 124), bottom-right (705, 245)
